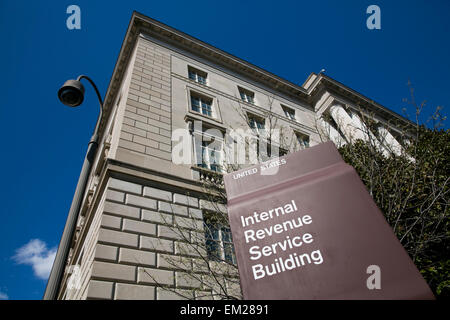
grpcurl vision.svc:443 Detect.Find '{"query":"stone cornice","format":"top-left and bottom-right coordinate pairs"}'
top-left (132, 12), bottom-right (311, 99)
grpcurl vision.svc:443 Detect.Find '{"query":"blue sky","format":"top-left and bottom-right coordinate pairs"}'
top-left (0, 0), bottom-right (449, 300)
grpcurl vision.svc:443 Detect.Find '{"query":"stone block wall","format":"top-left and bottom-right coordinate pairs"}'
top-left (80, 176), bottom-right (240, 300)
top-left (118, 36), bottom-right (172, 162)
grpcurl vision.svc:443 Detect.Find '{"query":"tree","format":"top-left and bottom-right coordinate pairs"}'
top-left (335, 87), bottom-right (449, 298)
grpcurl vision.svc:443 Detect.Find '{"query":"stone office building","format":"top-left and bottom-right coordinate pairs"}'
top-left (45, 12), bottom-right (411, 300)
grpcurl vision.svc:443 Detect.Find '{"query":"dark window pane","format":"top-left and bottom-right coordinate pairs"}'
top-left (189, 71), bottom-right (196, 80)
top-left (221, 228), bottom-right (231, 242)
top-left (222, 228), bottom-right (236, 264)
top-left (191, 96), bottom-right (200, 112)
top-left (205, 222), bottom-right (222, 261)
top-left (223, 243), bottom-right (236, 264)
top-left (205, 239), bottom-right (221, 261)
top-left (201, 100), bottom-right (212, 116)
top-left (297, 134), bottom-right (310, 149)
top-left (205, 222), bottom-right (219, 240)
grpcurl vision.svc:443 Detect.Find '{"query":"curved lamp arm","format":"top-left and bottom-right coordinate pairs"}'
top-left (77, 75), bottom-right (104, 110)
top-left (44, 75), bottom-right (104, 300)
top-left (77, 75), bottom-right (104, 144)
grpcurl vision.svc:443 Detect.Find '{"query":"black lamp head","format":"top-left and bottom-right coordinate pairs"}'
top-left (58, 79), bottom-right (85, 107)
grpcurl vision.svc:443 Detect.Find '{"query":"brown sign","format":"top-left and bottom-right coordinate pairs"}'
top-left (224, 142), bottom-right (434, 299)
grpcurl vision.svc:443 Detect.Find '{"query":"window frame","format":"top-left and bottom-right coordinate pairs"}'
top-left (200, 139), bottom-right (222, 172)
top-left (204, 212), bottom-right (236, 265)
top-left (282, 105), bottom-right (296, 121)
top-left (190, 94), bottom-right (213, 117)
top-left (192, 129), bottom-right (224, 173)
top-left (247, 113), bottom-right (265, 136)
top-left (188, 66), bottom-right (208, 85)
top-left (187, 88), bottom-right (220, 120)
top-left (238, 87), bottom-right (255, 104)
top-left (295, 132), bottom-right (310, 150)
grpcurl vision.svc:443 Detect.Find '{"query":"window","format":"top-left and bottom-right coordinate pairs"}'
top-left (191, 94), bottom-right (213, 117)
top-left (239, 87), bottom-right (255, 104)
top-left (193, 129), bottom-right (223, 172)
top-left (282, 105), bottom-right (296, 121)
top-left (204, 212), bottom-right (236, 264)
top-left (221, 227), bottom-right (236, 264)
top-left (248, 114), bottom-right (265, 135)
top-left (279, 148), bottom-right (289, 156)
top-left (296, 132), bottom-right (310, 150)
top-left (199, 140), bottom-right (222, 172)
top-left (257, 140), bottom-right (288, 161)
top-left (188, 67), bottom-right (207, 85)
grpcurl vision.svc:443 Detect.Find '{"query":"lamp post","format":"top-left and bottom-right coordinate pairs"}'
top-left (43, 75), bottom-right (104, 300)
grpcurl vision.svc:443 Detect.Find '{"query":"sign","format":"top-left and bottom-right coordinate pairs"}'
top-left (224, 141), bottom-right (434, 299)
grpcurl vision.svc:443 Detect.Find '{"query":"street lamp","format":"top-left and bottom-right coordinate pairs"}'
top-left (44, 75), bottom-right (104, 300)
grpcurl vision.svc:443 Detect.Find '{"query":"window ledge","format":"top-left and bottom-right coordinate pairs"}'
top-left (184, 113), bottom-right (226, 130)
